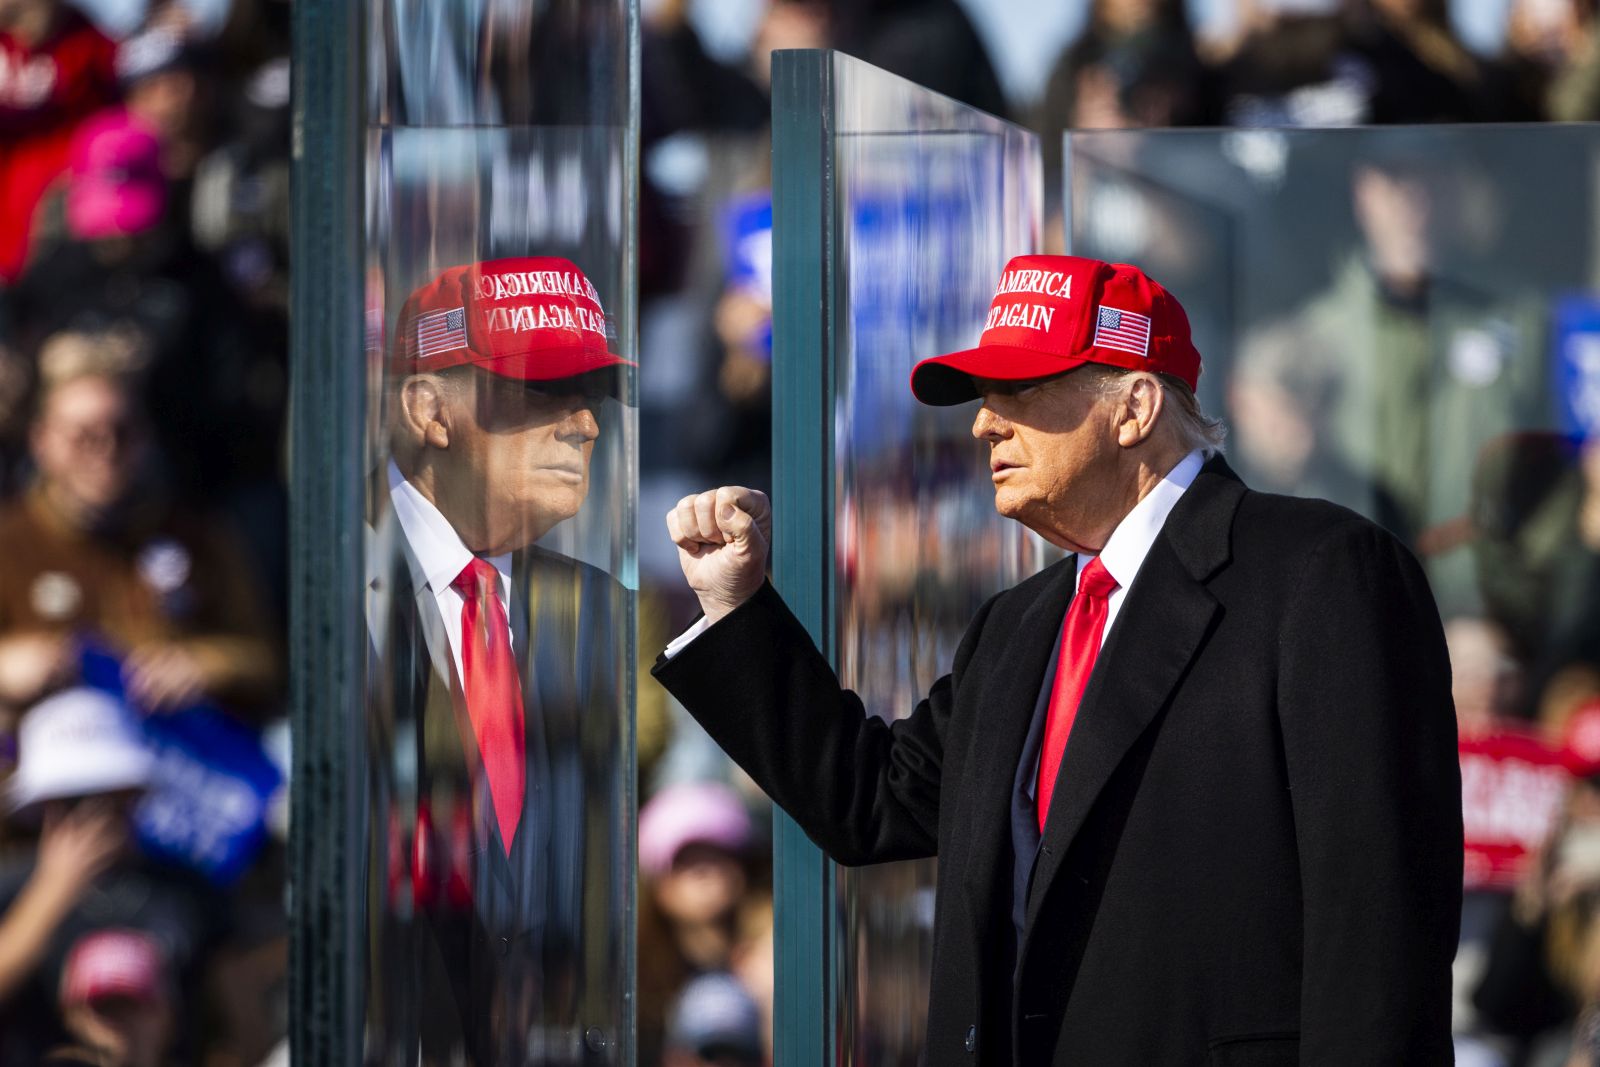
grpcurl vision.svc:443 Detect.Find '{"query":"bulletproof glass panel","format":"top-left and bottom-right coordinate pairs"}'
top-left (1065, 127), bottom-right (1600, 1006)
top-left (770, 49), bottom-right (1043, 1067)
top-left (362, 3), bottom-right (637, 1063)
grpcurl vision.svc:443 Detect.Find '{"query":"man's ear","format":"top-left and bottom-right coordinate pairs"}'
top-left (1115, 373), bottom-right (1164, 448)
top-left (397, 375), bottom-right (452, 452)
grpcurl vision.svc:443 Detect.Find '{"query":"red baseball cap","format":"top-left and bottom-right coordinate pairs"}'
top-left (390, 257), bottom-right (635, 385)
top-left (61, 929), bottom-right (167, 1006)
top-left (910, 254), bottom-right (1202, 405)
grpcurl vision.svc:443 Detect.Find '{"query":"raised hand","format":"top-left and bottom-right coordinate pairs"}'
top-left (667, 486), bottom-right (772, 624)
top-left (124, 642), bottom-right (208, 712)
top-left (35, 799), bottom-right (127, 896)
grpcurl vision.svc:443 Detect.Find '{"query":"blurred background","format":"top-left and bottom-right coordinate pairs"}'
top-left (4, 0), bottom-right (1600, 1064)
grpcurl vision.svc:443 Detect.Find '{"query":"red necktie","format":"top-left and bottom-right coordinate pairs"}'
top-left (1036, 557), bottom-right (1119, 832)
top-left (452, 557), bottom-right (526, 853)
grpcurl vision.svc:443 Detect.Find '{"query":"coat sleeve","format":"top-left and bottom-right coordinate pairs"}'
top-left (651, 580), bottom-right (995, 866)
top-left (1277, 519), bottom-right (1463, 1066)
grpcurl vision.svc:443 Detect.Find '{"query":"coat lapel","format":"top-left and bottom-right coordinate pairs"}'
top-left (956, 556), bottom-right (1079, 918)
top-left (515, 548), bottom-right (582, 736)
top-left (1023, 458), bottom-right (1244, 934)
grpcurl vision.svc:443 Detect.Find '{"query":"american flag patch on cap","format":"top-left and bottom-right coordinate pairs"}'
top-left (1093, 306), bottom-right (1152, 358)
top-left (413, 307), bottom-right (468, 359)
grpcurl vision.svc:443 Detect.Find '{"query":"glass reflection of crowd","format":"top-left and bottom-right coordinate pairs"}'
top-left (0, 1), bottom-right (289, 1064)
top-left (1081, 141), bottom-right (1600, 1066)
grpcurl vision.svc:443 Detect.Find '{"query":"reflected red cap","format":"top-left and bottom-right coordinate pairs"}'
top-left (910, 254), bottom-right (1202, 405)
top-left (390, 257), bottom-right (635, 382)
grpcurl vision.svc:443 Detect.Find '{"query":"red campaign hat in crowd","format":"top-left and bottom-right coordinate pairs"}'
top-left (390, 256), bottom-right (635, 384)
top-left (1563, 698), bottom-right (1600, 777)
top-left (911, 254), bottom-right (1202, 406)
top-left (61, 929), bottom-right (168, 1006)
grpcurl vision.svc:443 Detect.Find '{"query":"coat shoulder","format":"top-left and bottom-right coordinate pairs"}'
top-left (522, 545), bottom-right (628, 599)
top-left (1230, 486), bottom-right (1414, 566)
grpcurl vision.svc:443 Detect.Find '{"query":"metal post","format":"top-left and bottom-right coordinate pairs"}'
top-left (289, 0), bottom-right (366, 1060)
top-left (768, 48), bottom-right (842, 1067)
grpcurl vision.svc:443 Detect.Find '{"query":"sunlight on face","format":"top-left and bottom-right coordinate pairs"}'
top-left (970, 370), bottom-right (1124, 552)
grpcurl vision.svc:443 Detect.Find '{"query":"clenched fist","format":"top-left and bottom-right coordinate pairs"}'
top-left (667, 486), bottom-right (771, 624)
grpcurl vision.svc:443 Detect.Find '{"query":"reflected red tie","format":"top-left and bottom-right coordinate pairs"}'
top-left (452, 557), bottom-right (526, 854)
top-left (1036, 557), bottom-right (1119, 832)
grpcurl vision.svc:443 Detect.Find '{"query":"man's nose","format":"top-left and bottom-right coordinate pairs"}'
top-left (560, 404), bottom-right (601, 443)
top-left (972, 404), bottom-right (1008, 441)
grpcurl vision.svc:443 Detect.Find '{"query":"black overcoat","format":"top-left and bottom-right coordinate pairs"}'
top-left (653, 458), bottom-right (1463, 1066)
top-left (367, 540), bottom-right (628, 1067)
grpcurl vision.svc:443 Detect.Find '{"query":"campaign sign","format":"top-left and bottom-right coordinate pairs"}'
top-left (1460, 727), bottom-right (1572, 890)
top-left (79, 643), bottom-right (282, 886)
top-left (722, 191), bottom-right (773, 359)
top-left (1553, 295), bottom-right (1600, 439)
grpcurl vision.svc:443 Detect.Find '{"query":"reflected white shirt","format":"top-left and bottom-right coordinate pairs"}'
top-left (661, 450), bottom-right (1206, 660)
top-left (387, 460), bottom-right (515, 682)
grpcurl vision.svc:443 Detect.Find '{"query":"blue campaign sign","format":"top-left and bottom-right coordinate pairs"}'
top-left (846, 167), bottom-right (996, 459)
top-left (725, 191), bottom-right (772, 294)
top-left (1554, 295), bottom-right (1600, 439)
top-left (723, 190), bottom-right (774, 360)
top-left (78, 643), bottom-right (282, 886)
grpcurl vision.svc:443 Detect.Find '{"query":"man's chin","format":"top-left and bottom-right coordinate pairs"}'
top-left (990, 487), bottom-right (1027, 523)
top-left (513, 492), bottom-right (587, 544)
top-left (991, 492), bottom-right (1062, 546)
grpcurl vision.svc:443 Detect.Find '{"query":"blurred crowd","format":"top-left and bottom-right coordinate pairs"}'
top-left (0, 0), bottom-right (289, 1064)
top-left (1033, 0), bottom-right (1600, 187)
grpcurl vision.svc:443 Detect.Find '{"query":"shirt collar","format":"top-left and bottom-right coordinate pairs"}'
top-left (1078, 449), bottom-right (1205, 590)
top-left (386, 460), bottom-right (512, 598)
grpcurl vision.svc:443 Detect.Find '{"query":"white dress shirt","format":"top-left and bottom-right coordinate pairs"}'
top-left (663, 450), bottom-right (1206, 660)
top-left (1078, 449), bottom-right (1204, 648)
top-left (385, 460), bottom-right (516, 683)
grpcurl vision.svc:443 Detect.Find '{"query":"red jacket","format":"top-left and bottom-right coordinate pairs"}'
top-left (0, 9), bottom-right (118, 281)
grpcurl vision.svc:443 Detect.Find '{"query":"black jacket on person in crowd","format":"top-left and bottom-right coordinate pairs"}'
top-left (654, 457), bottom-right (1463, 1066)
top-left (366, 532), bottom-right (628, 1067)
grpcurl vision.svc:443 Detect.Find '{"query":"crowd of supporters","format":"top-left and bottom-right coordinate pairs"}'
top-left (0, 0), bottom-right (288, 1063)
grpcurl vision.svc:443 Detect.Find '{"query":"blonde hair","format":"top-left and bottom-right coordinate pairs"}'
top-left (33, 329), bottom-right (148, 425)
top-left (36, 328), bottom-right (148, 392)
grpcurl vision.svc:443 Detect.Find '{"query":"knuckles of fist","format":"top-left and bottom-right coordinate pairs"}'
top-left (666, 488), bottom-right (770, 550)
top-left (666, 488), bottom-right (772, 617)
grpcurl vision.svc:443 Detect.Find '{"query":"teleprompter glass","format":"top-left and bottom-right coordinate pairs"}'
top-left (1064, 128), bottom-right (1600, 1059)
top-left (1064, 125), bottom-right (1598, 641)
top-left (770, 49), bottom-right (1043, 1067)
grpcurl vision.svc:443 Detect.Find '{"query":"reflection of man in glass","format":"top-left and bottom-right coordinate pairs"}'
top-left (367, 257), bottom-right (630, 1066)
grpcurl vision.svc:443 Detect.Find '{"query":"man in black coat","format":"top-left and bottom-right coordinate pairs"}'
top-left (654, 254), bottom-right (1462, 1065)
top-left (365, 257), bottom-right (632, 1066)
